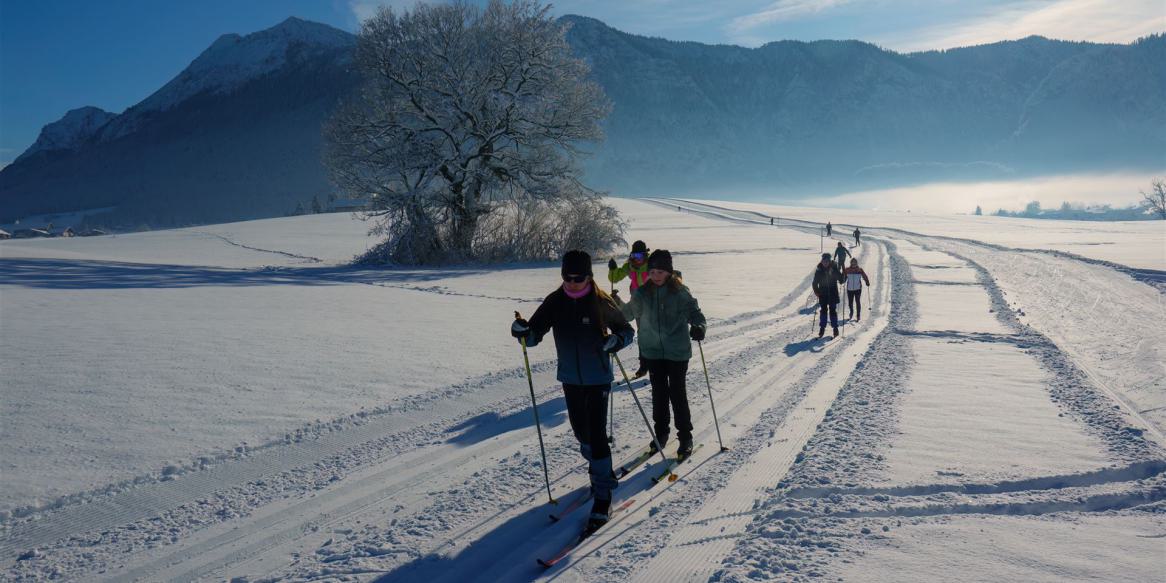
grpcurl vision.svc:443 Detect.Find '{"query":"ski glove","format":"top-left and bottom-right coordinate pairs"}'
top-left (689, 326), bottom-right (706, 341)
top-left (511, 318), bottom-right (531, 341)
top-left (608, 258), bottom-right (618, 271)
top-left (602, 334), bottom-right (622, 354)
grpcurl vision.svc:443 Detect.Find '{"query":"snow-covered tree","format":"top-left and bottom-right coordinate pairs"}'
top-left (311, 195), bottom-right (322, 214)
top-left (974, 205), bottom-right (982, 216)
top-left (1142, 178), bottom-right (1166, 220)
top-left (325, 0), bottom-right (620, 264)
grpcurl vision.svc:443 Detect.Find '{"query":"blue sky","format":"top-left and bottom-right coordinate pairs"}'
top-left (1, 0), bottom-right (1162, 167)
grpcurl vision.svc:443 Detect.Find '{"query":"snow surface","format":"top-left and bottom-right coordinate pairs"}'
top-left (705, 199), bottom-right (1166, 271)
top-left (886, 338), bottom-right (1109, 485)
top-left (1, 198), bottom-right (1163, 582)
top-left (835, 511), bottom-right (1166, 583)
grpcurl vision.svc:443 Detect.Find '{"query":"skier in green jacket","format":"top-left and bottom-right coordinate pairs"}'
top-left (614, 250), bottom-right (706, 459)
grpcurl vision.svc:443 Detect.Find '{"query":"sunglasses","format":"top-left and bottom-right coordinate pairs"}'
top-left (562, 274), bottom-right (589, 283)
top-left (630, 252), bottom-right (646, 260)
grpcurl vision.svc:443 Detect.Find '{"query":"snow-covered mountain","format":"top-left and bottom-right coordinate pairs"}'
top-left (0, 17), bottom-right (1162, 229)
top-left (0, 17), bottom-right (358, 228)
top-left (97, 17), bottom-right (355, 143)
top-left (13, 106), bottom-right (116, 163)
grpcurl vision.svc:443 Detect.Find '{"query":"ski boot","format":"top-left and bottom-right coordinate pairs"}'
top-left (678, 438), bottom-right (694, 461)
top-left (583, 498), bottom-right (611, 538)
top-left (833, 326), bottom-right (840, 338)
top-left (818, 326), bottom-right (826, 339)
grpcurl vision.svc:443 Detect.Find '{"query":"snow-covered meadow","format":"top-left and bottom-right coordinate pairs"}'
top-left (1, 198), bottom-right (1163, 582)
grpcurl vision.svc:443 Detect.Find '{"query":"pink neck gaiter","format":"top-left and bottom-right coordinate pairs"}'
top-left (563, 282), bottom-right (592, 299)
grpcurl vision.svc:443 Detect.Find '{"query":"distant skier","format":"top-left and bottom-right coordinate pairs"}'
top-left (833, 241), bottom-right (851, 271)
top-left (853, 227), bottom-right (861, 245)
top-left (843, 258), bottom-right (872, 321)
top-left (609, 240), bottom-right (651, 377)
top-left (511, 250), bottom-right (635, 533)
top-left (812, 253), bottom-right (845, 338)
top-left (614, 250), bottom-right (706, 460)
top-left (826, 221), bottom-right (833, 237)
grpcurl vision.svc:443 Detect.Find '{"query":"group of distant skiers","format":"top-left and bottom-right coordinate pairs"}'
top-left (510, 221), bottom-right (870, 536)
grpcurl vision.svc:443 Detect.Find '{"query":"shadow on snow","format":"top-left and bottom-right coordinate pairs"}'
top-left (783, 337), bottom-right (831, 356)
top-left (369, 453), bottom-right (678, 583)
top-left (446, 395), bottom-right (571, 446)
top-left (446, 377), bottom-right (649, 447)
top-left (0, 257), bottom-right (551, 290)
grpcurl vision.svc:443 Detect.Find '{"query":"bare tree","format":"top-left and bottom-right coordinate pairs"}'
top-left (325, 0), bottom-right (621, 264)
top-left (1142, 178), bottom-right (1166, 220)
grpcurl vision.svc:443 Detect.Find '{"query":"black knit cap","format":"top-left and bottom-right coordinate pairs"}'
top-left (631, 240), bottom-right (649, 254)
top-left (561, 250), bottom-right (593, 277)
top-left (821, 252), bottom-right (832, 260)
top-left (647, 249), bottom-right (673, 272)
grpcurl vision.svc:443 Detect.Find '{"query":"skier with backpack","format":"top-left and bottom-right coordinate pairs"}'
top-left (613, 250), bottom-right (706, 460)
top-left (812, 253), bottom-right (845, 338)
top-left (843, 258), bottom-right (872, 321)
top-left (608, 240), bottom-right (652, 377)
top-left (833, 241), bottom-right (851, 270)
top-left (511, 250), bottom-right (635, 533)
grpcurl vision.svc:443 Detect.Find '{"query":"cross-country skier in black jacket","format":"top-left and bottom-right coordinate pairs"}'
top-left (511, 250), bottom-right (635, 532)
top-left (812, 253), bottom-right (846, 338)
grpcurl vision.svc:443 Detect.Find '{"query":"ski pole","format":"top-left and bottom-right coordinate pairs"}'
top-left (697, 341), bottom-right (728, 452)
top-left (613, 352), bottom-right (675, 481)
top-left (515, 311), bottom-right (556, 505)
top-left (609, 280), bottom-right (616, 445)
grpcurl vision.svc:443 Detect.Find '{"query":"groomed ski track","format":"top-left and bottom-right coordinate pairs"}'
top-left (4, 198), bottom-right (1162, 582)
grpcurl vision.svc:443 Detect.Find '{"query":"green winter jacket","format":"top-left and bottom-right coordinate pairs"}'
top-left (617, 281), bottom-right (706, 361)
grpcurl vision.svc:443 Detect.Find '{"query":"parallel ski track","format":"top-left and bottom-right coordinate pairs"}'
top-left (239, 243), bottom-right (879, 582)
top-left (578, 239), bottom-right (892, 583)
top-left (659, 197), bottom-right (1166, 447)
top-left (4, 244), bottom-right (834, 581)
top-left (654, 198), bottom-right (1165, 581)
top-left (131, 309), bottom-right (797, 583)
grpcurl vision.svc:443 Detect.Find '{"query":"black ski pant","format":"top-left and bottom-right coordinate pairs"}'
top-left (646, 359), bottom-right (693, 446)
top-left (818, 297), bottom-right (838, 329)
top-left (847, 289), bottom-right (862, 319)
top-left (563, 384), bottom-right (617, 500)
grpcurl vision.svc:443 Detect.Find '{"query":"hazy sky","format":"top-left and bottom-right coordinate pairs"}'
top-left (1, 0), bottom-right (1163, 167)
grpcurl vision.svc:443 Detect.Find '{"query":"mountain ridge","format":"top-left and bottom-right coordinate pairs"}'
top-left (2, 16), bottom-right (1162, 228)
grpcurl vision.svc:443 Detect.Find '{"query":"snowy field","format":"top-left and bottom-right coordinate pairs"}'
top-left (705, 198), bottom-right (1166, 271)
top-left (1, 198), bottom-right (1163, 582)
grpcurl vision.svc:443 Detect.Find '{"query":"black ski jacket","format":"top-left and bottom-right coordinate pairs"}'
top-left (525, 287), bottom-right (634, 385)
top-left (812, 262), bottom-right (845, 304)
